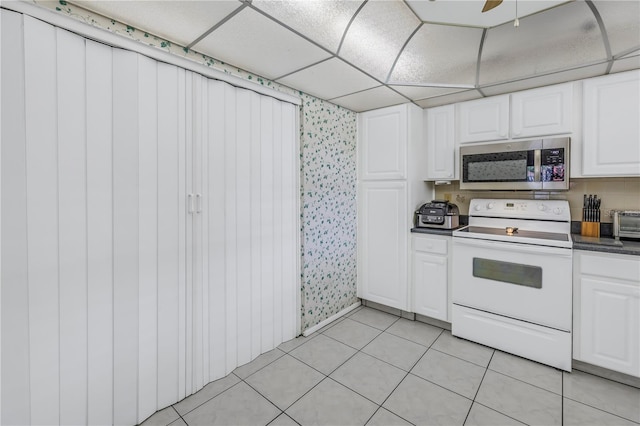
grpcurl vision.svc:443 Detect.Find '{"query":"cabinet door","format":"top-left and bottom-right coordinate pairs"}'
top-left (511, 83), bottom-right (573, 138)
top-left (583, 70), bottom-right (640, 176)
top-left (359, 105), bottom-right (407, 180)
top-left (458, 95), bottom-right (509, 143)
top-left (579, 276), bottom-right (640, 377)
top-left (358, 181), bottom-right (408, 310)
top-left (413, 252), bottom-right (448, 321)
top-left (426, 105), bottom-right (455, 180)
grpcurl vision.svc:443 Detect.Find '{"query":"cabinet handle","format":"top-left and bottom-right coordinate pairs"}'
top-left (196, 193), bottom-right (202, 214)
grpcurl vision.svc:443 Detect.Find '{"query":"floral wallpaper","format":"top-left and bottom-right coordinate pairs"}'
top-left (36, 0), bottom-right (359, 332)
top-left (300, 98), bottom-right (358, 330)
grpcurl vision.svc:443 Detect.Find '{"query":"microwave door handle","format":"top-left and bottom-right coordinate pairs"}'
top-left (534, 149), bottom-right (541, 182)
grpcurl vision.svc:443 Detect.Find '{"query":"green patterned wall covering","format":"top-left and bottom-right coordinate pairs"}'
top-left (37, 0), bottom-right (359, 332)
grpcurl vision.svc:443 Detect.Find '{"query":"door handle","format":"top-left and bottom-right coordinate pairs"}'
top-left (187, 193), bottom-right (195, 214)
top-left (195, 193), bottom-right (202, 214)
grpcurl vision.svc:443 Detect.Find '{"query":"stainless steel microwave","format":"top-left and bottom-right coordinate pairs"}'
top-left (459, 138), bottom-right (570, 191)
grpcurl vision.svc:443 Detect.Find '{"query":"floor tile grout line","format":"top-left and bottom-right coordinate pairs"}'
top-left (471, 401), bottom-right (530, 426)
top-left (240, 371), bottom-right (300, 416)
top-left (571, 367), bottom-right (640, 390)
top-left (170, 405), bottom-right (189, 426)
top-left (172, 378), bottom-right (246, 420)
top-left (487, 367), bottom-right (564, 397)
top-left (370, 328), bottom-right (446, 424)
top-left (318, 324), bottom-right (382, 352)
top-left (562, 369), bottom-right (565, 425)
top-left (236, 348), bottom-right (288, 381)
top-left (429, 346), bottom-right (493, 369)
top-left (462, 350), bottom-right (494, 425)
top-left (348, 309), bottom-right (402, 332)
top-left (160, 314), bottom-right (640, 426)
top-left (561, 394), bottom-right (640, 424)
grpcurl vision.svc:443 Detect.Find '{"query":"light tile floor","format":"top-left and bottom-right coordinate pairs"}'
top-left (141, 306), bottom-right (640, 426)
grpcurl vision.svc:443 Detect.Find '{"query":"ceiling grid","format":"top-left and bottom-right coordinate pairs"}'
top-left (68, 0), bottom-right (640, 112)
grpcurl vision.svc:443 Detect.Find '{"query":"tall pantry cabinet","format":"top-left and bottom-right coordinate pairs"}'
top-left (1, 10), bottom-right (299, 426)
top-left (357, 104), bottom-right (431, 311)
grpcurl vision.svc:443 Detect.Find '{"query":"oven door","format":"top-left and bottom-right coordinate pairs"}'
top-left (452, 237), bottom-right (572, 331)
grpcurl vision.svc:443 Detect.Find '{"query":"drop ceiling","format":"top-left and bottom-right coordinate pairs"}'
top-left (71, 0), bottom-right (640, 112)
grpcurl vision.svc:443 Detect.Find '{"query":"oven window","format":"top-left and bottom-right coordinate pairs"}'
top-left (472, 258), bottom-right (542, 289)
top-left (462, 150), bottom-right (534, 182)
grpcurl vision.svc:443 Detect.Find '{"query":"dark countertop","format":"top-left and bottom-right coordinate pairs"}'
top-left (410, 227), bottom-right (461, 236)
top-left (411, 224), bottom-right (640, 256)
top-left (572, 234), bottom-right (640, 256)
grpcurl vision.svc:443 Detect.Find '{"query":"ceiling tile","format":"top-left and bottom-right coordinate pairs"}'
top-left (591, 0), bottom-right (640, 57)
top-left (389, 24), bottom-right (483, 86)
top-left (481, 63), bottom-right (610, 96)
top-left (406, 0), bottom-right (571, 28)
top-left (251, 0), bottom-right (363, 53)
top-left (610, 52), bottom-right (640, 74)
top-left (479, 1), bottom-right (607, 85)
top-left (340, 0), bottom-right (421, 81)
top-left (192, 7), bottom-right (331, 80)
top-left (389, 85), bottom-right (467, 101)
top-left (415, 90), bottom-right (483, 108)
top-left (330, 86), bottom-right (408, 112)
top-left (73, 0), bottom-right (243, 47)
top-left (277, 58), bottom-right (379, 100)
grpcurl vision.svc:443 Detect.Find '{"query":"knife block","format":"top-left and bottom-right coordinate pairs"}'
top-left (581, 209), bottom-right (600, 238)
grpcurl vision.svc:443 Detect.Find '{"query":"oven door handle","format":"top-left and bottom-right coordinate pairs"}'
top-left (453, 238), bottom-right (572, 257)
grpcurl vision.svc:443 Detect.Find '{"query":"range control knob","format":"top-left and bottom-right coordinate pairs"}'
top-left (474, 204), bottom-right (482, 211)
top-left (553, 207), bottom-right (563, 215)
top-left (538, 204), bottom-right (547, 211)
top-left (487, 203), bottom-right (495, 210)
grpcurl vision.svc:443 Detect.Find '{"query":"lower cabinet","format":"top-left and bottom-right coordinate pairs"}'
top-left (573, 250), bottom-right (640, 377)
top-left (412, 233), bottom-right (451, 322)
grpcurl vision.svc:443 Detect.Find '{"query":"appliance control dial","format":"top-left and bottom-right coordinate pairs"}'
top-left (553, 207), bottom-right (563, 215)
top-left (538, 204), bottom-right (547, 211)
top-left (474, 204), bottom-right (482, 211)
top-left (487, 203), bottom-right (495, 210)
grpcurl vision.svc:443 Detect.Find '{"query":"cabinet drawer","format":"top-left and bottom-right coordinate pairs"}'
top-left (579, 251), bottom-right (640, 283)
top-left (413, 236), bottom-right (448, 255)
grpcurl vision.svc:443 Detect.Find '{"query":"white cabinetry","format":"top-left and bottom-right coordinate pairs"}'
top-left (511, 83), bottom-right (573, 138)
top-left (425, 105), bottom-right (455, 180)
top-left (573, 250), bottom-right (640, 377)
top-left (357, 104), bottom-right (431, 311)
top-left (359, 182), bottom-right (408, 309)
top-left (359, 106), bottom-right (407, 180)
top-left (457, 94), bottom-right (509, 143)
top-left (412, 234), bottom-right (451, 321)
top-left (582, 70), bottom-right (640, 176)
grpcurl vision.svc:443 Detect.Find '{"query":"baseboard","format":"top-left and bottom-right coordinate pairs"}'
top-left (362, 300), bottom-right (415, 320)
top-left (302, 301), bottom-right (362, 337)
top-left (572, 359), bottom-right (640, 389)
top-left (415, 313), bottom-right (452, 331)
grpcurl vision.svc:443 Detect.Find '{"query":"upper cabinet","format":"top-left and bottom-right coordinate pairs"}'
top-left (425, 105), bottom-right (455, 180)
top-left (511, 83), bottom-right (573, 138)
top-left (457, 94), bottom-right (509, 144)
top-left (582, 70), bottom-right (640, 177)
top-left (456, 84), bottom-right (574, 145)
top-left (358, 105), bottom-right (407, 180)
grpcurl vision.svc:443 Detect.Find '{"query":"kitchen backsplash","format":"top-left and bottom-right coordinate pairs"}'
top-left (434, 177), bottom-right (640, 222)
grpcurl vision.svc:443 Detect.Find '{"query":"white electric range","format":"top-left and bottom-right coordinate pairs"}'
top-left (452, 198), bottom-right (573, 371)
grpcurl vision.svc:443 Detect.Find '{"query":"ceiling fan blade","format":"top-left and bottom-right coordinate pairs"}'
top-left (482, 0), bottom-right (503, 13)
